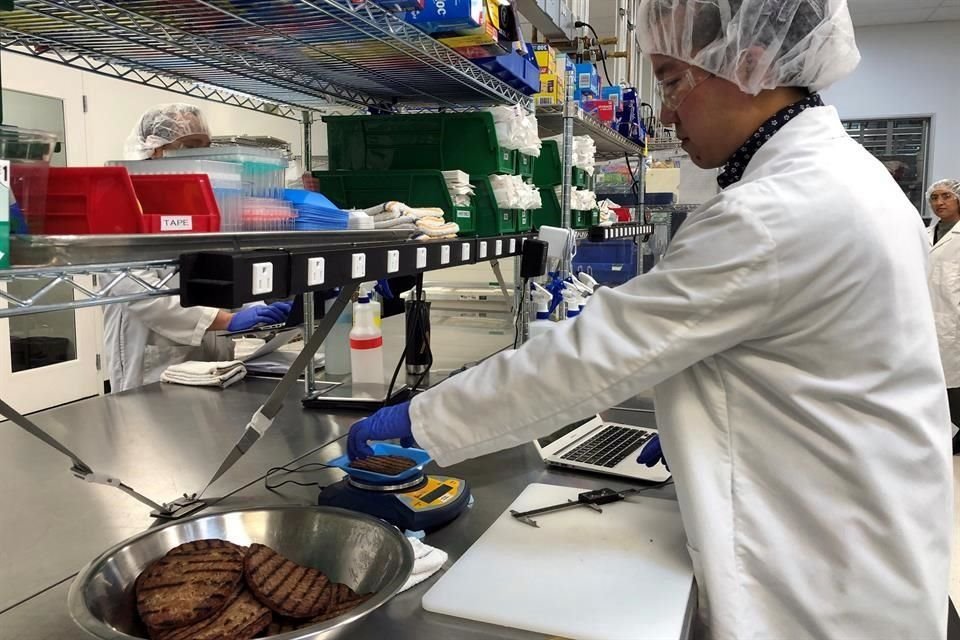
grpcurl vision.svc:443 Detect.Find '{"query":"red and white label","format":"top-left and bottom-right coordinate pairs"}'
top-left (160, 216), bottom-right (193, 232)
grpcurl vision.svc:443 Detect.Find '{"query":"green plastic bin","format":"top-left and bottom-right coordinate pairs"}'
top-left (533, 140), bottom-right (561, 187)
top-left (572, 209), bottom-right (592, 229)
top-left (591, 208), bottom-right (600, 226)
top-left (532, 141), bottom-right (592, 188)
top-left (532, 187), bottom-right (561, 230)
top-left (516, 209), bottom-right (532, 232)
top-left (572, 167), bottom-right (591, 189)
top-left (516, 152), bottom-right (536, 180)
top-left (325, 113), bottom-right (516, 176)
top-left (471, 175), bottom-right (516, 236)
top-left (309, 169), bottom-right (475, 235)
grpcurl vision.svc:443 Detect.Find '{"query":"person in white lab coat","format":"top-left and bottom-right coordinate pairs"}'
top-left (927, 178), bottom-right (960, 455)
top-left (348, 1), bottom-right (952, 638)
top-left (104, 104), bottom-right (291, 391)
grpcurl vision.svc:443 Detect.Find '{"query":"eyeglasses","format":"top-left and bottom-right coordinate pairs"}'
top-left (656, 67), bottom-right (712, 111)
top-left (930, 192), bottom-right (958, 204)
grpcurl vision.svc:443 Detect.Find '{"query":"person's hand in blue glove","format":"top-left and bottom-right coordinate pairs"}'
top-left (347, 401), bottom-right (416, 460)
top-left (227, 301), bottom-right (292, 332)
top-left (637, 434), bottom-right (669, 471)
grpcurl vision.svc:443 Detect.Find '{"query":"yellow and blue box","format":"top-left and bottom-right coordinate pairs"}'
top-left (405, 0), bottom-right (484, 34)
top-left (530, 43), bottom-right (557, 75)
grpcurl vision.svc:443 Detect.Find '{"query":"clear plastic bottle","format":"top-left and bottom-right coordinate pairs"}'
top-left (324, 299), bottom-right (353, 376)
top-left (350, 294), bottom-right (385, 385)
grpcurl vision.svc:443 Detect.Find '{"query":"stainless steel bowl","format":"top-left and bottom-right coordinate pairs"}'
top-left (67, 506), bottom-right (414, 640)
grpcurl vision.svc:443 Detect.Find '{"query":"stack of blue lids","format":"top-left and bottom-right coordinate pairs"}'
top-left (284, 189), bottom-right (350, 231)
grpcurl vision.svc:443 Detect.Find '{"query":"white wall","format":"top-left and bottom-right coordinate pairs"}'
top-left (822, 21), bottom-right (960, 187)
top-left (0, 51), bottom-right (328, 169)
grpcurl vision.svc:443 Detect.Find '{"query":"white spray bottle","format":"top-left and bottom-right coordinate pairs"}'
top-left (528, 282), bottom-right (555, 339)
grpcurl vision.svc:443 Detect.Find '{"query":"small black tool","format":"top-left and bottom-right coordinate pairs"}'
top-left (510, 487), bottom-right (643, 528)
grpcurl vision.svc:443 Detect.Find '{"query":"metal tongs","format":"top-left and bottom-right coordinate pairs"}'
top-left (196, 285), bottom-right (358, 498)
top-left (0, 397), bottom-right (205, 519)
top-left (510, 487), bottom-right (645, 528)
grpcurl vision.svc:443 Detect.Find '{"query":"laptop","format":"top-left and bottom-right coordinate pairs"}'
top-left (534, 415), bottom-right (671, 483)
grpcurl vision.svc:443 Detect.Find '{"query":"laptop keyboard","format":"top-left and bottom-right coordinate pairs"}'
top-left (559, 425), bottom-right (654, 468)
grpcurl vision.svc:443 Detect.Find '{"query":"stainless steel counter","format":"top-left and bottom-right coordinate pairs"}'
top-left (0, 314), bottom-right (693, 640)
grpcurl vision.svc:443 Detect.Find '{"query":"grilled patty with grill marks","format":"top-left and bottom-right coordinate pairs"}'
top-left (347, 454), bottom-right (417, 475)
top-left (136, 539), bottom-right (245, 629)
top-left (244, 544), bottom-right (333, 619)
top-left (154, 588), bottom-right (271, 640)
top-left (261, 588), bottom-right (373, 635)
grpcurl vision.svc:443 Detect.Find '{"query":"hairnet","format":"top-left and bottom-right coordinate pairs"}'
top-left (638, 0), bottom-right (861, 96)
top-left (124, 103), bottom-right (210, 160)
top-left (927, 179), bottom-right (960, 205)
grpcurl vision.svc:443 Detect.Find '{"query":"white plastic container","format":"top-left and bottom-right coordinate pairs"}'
top-left (350, 294), bottom-right (384, 385)
top-left (324, 299), bottom-right (353, 376)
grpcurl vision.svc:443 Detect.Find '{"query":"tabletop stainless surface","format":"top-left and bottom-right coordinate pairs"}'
top-left (0, 310), bottom-right (693, 640)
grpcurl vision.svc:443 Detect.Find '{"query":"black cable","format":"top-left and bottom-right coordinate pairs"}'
top-left (576, 21), bottom-right (614, 88)
top-left (513, 277), bottom-right (529, 349)
top-left (625, 152), bottom-right (641, 214)
top-left (264, 460), bottom-right (339, 492)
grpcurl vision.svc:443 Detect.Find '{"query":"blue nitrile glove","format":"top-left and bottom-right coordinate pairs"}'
top-left (637, 434), bottom-right (669, 471)
top-left (227, 301), bottom-right (293, 332)
top-left (347, 401), bottom-right (415, 460)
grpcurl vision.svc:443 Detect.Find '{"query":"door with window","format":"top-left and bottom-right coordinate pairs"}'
top-left (843, 117), bottom-right (931, 214)
top-left (0, 90), bottom-right (101, 415)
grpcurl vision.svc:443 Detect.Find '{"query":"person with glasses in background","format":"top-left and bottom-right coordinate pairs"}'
top-left (347, 2), bottom-right (953, 637)
top-left (927, 178), bottom-right (960, 455)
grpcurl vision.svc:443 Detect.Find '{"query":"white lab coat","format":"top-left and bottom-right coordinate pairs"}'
top-left (411, 106), bottom-right (952, 639)
top-left (928, 221), bottom-right (960, 388)
top-left (103, 269), bottom-right (224, 392)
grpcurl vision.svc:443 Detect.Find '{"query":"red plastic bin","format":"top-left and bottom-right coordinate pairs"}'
top-left (131, 174), bottom-right (221, 233)
top-left (44, 167), bottom-right (142, 234)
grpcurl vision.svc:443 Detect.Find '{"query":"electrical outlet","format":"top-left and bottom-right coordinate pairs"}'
top-left (495, 240), bottom-right (503, 256)
top-left (416, 247), bottom-right (427, 269)
top-left (252, 262), bottom-right (274, 295)
top-left (307, 257), bottom-right (325, 286)
top-left (509, 239), bottom-right (516, 253)
top-left (387, 250), bottom-right (400, 274)
top-left (461, 242), bottom-right (471, 261)
top-left (351, 253), bottom-right (366, 279)
top-left (440, 245), bottom-right (451, 265)
top-left (479, 242), bottom-right (488, 259)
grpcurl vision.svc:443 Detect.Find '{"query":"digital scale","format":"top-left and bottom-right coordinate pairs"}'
top-left (320, 443), bottom-right (471, 532)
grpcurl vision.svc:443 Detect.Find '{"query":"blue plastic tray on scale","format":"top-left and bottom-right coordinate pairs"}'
top-left (327, 443), bottom-right (432, 483)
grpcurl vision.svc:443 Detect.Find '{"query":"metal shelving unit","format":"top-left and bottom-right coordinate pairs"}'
top-left (0, 0), bottom-right (532, 114)
top-left (537, 104), bottom-right (645, 160)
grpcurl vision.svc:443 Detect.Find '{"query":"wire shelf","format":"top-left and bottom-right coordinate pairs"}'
top-left (0, 0), bottom-right (531, 112)
top-left (0, 260), bottom-right (180, 318)
top-left (537, 104), bottom-right (645, 159)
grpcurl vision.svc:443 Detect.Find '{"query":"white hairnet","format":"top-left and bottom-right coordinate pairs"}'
top-left (638, 0), bottom-right (861, 95)
top-left (124, 103), bottom-right (210, 160)
top-left (927, 179), bottom-right (960, 204)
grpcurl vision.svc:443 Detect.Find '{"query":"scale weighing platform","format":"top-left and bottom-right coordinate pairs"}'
top-left (320, 443), bottom-right (471, 532)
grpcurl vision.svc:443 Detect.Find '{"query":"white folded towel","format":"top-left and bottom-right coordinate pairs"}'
top-left (416, 216), bottom-right (460, 238)
top-left (161, 360), bottom-right (247, 388)
top-left (375, 215), bottom-right (416, 228)
top-left (399, 537), bottom-right (448, 593)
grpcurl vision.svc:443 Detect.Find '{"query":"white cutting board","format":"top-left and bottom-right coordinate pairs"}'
top-left (422, 483), bottom-right (694, 640)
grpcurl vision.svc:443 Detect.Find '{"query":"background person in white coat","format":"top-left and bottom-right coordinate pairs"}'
top-left (104, 104), bottom-right (291, 392)
top-left (927, 178), bottom-right (960, 455)
top-left (348, 1), bottom-right (953, 638)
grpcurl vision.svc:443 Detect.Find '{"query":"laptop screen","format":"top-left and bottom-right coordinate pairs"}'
top-left (536, 416), bottom-right (596, 448)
